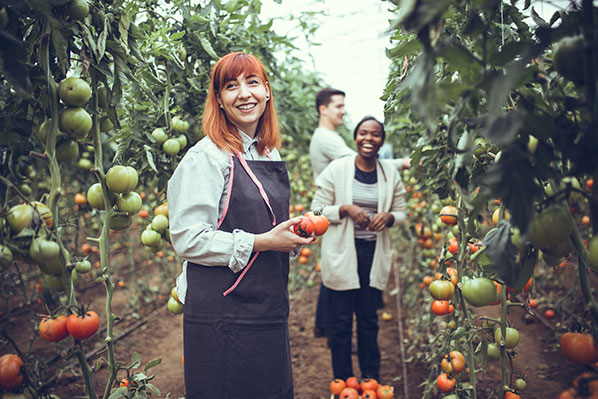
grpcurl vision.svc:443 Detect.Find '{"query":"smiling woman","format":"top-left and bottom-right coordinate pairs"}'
top-left (167, 51), bottom-right (314, 399)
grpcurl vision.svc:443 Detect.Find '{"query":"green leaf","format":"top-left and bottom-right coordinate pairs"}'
top-left (144, 357), bottom-right (162, 372)
top-left (0, 30), bottom-right (31, 95)
top-left (483, 110), bottom-right (523, 148)
top-left (128, 352), bottom-right (142, 369)
top-left (144, 145), bottom-right (158, 173)
top-left (386, 39), bottom-right (422, 58)
top-left (481, 220), bottom-right (519, 285)
top-left (199, 33), bottom-right (219, 60)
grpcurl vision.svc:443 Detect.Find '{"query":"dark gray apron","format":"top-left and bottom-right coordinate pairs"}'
top-left (183, 155), bottom-right (293, 399)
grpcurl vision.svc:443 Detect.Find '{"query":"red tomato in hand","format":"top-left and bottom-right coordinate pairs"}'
top-left (39, 314), bottom-right (69, 342)
top-left (309, 214), bottom-right (330, 236)
top-left (293, 217), bottom-right (314, 237)
top-left (67, 310), bottom-right (100, 340)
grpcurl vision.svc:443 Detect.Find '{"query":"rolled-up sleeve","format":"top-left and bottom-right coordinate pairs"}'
top-left (167, 149), bottom-right (254, 271)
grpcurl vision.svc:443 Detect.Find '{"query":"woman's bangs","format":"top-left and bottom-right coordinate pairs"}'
top-left (217, 53), bottom-right (265, 89)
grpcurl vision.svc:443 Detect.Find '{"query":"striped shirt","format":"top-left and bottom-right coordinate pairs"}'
top-left (353, 166), bottom-right (378, 241)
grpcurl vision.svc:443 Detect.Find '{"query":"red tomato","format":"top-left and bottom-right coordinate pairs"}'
top-left (448, 238), bottom-right (459, 254)
top-left (431, 300), bottom-right (450, 315)
top-left (330, 379), bottom-right (346, 395)
top-left (39, 314), bottom-right (69, 342)
top-left (436, 373), bottom-right (456, 392)
top-left (67, 311), bottom-right (100, 340)
top-left (345, 376), bottom-right (360, 392)
top-left (560, 332), bottom-right (598, 365)
top-left (293, 217), bottom-right (314, 237)
top-left (441, 351), bottom-right (466, 373)
top-left (504, 392), bottom-right (521, 399)
top-left (376, 384), bottom-right (394, 399)
top-left (545, 309), bottom-right (555, 318)
top-left (309, 214), bottom-right (330, 236)
top-left (339, 387), bottom-right (359, 399)
top-left (360, 378), bottom-right (379, 393)
top-left (362, 389), bottom-right (377, 399)
top-left (0, 354), bottom-right (23, 390)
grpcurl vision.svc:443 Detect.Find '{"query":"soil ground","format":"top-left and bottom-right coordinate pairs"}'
top-left (41, 261), bottom-right (587, 399)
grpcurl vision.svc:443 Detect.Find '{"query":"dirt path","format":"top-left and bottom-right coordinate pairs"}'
top-left (48, 266), bottom-right (585, 399)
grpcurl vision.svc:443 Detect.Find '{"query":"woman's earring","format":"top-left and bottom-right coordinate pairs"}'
top-left (266, 95), bottom-right (270, 100)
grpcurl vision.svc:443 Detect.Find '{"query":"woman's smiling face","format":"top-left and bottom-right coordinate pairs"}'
top-left (355, 119), bottom-right (384, 160)
top-left (218, 73), bottom-right (270, 136)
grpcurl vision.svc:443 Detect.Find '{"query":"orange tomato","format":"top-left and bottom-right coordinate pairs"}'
top-left (297, 255), bottom-right (308, 264)
top-left (300, 247), bottom-right (312, 257)
top-left (294, 204), bottom-right (305, 213)
top-left (330, 378), bottom-right (346, 395)
top-left (439, 206), bottom-right (458, 225)
top-left (74, 193), bottom-right (87, 206)
top-left (431, 300), bottom-right (450, 315)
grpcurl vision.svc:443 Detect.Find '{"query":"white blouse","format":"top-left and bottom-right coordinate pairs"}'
top-left (167, 131), bottom-right (281, 304)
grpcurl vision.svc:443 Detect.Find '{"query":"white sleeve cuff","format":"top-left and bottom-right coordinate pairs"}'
top-left (229, 229), bottom-right (255, 273)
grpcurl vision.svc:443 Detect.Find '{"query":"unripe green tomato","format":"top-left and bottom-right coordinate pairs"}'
top-left (110, 214), bottom-right (132, 230)
top-left (152, 128), bottom-right (168, 144)
top-left (7, 204), bottom-right (33, 233)
top-left (78, 158), bottom-right (93, 170)
top-left (167, 296), bottom-right (184, 314)
top-left (163, 138), bottom-right (181, 156)
top-left (29, 237), bottom-right (60, 264)
top-left (36, 120), bottom-right (52, 144)
top-left (97, 86), bottom-right (109, 109)
top-left (45, 274), bottom-right (65, 292)
top-left (55, 138), bottom-right (80, 162)
top-left (38, 255), bottom-right (63, 276)
top-left (150, 238), bottom-right (164, 253)
top-left (461, 277), bottom-right (498, 307)
top-left (429, 280), bottom-right (455, 300)
top-left (75, 259), bottom-right (92, 274)
top-left (58, 77), bottom-right (91, 106)
top-left (106, 165), bottom-right (138, 194)
top-left (515, 378), bottom-right (527, 390)
top-left (487, 342), bottom-right (500, 360)
top-left (171, 116), bottom-right (189, 133)
top-left (553, 35), bottom-right (585, 82)
top-left (68, 0), bottom-right (89, 20)
top-left (60, 107), bottom-right (92, 140)
top-left (177, 134), bottom-right (188, 149)
top-left (151, 214), bottom-right (169, 232)
top-left (19, 184), bottom-right (32, 196)
top-left (87, 183), bottom-right (106, 210)
top-left (527, 204), bottom-right (573, 250)
top-left (116, 192), bottom-right (142, 214)
top-left (494, 327), bottom-right (520, 349)
top-left (0, 244), bottom-right (13, 269)
top-left (141, 229), bottom-right (162, 246)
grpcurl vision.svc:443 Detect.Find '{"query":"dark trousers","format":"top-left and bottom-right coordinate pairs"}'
top-left (327, 239), bottom-right (381, 381)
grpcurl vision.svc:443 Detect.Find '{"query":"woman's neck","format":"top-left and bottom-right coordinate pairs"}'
top-left (355, 156), bottom-right (376, 172)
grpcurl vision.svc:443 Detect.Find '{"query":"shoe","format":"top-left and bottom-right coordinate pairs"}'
top-left (314, 327), bottom-right (326, 338)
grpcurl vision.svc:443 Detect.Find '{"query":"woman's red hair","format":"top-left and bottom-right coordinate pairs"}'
top-left (202, 52), bottom-right (281, 155)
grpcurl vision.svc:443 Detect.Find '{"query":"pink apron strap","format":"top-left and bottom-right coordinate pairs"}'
top-left (223, 251), bottom-right (260, 296)
top-left (234, 151), bottom-right (276, 226)
top-left (216, 155), bottom-right (235, 230)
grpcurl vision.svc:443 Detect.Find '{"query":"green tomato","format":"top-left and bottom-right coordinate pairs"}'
top-left (515, 378), bottom-right (527, 390)
top-left (167, 296), bottom-right (184, 314)
top-left (106, 165), bottom-right (138, 194)
top-left (29, 237), bottom-right (60, 264)
top-left (461, 277), bottom-right (498, 307)
top-left (68, 0), bottom-right (89, 20)
top-left (116, 192), bottom-right (142, 214)
top-left (75, 259), bottom-right (92, 274)
top-left (87, 183), bottom-right (107, 210)
top-left (527, 204), bottom-right (573, 250)
top-left (7, 204), bottom-right (33, 233)
top-left (487, 342), bottom-right (500, 360)
top-left (141, 229), bottom-right (162, 246)
top-left (177, 134), bottom-right (188, 149)
top-left (44, 274), bottom-right (65, 292)
top-left (171, 116), bottom-right (189, 133)
top-left (36, 120), bottom-right (52, 144)
top-left (553, 35), bottom-right (585, 82)
top-left (163, 138), bottom-right (181, 156)
top-left (494, 327), bottom-right (520, 349)
top-left (97, 86), bottom-right (109, 109)
top-left (78, 157), bottom-right (93, 170)
top-left (110, 214), bottom-right (132, 230)
top-left (429, 280), bottom-right (455, 300)
top-left (58, 77), bottom-right (91, 106)
top-left (152, 128), bottom-right (168, 144)
top-left (60, 107), bottom-right (92, 140)
top-left (55, 138), bottom-right (80, 162)
top-left (99, 116), bottom-right (113, 132)
top-left (150, 238), bottom-right (164, 253)
top-left (0, 244), bottom-right (13, 269)
top-left (151, 214), bottom-right (169, 232)
top-left (37, 255), bottom-right (63, 276)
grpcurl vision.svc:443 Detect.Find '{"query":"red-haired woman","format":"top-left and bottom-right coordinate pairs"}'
top-left (167, 52), bottom-right (313, 398)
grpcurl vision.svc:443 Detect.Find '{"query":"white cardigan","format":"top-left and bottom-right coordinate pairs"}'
top-left (311, 155), bottom-right (407, 291)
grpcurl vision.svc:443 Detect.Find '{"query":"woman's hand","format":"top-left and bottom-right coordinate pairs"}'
top-left (367, 212), bottom-right (394, 231)
top-left (340, 204), bottom-right (370, 228)
top-left (253, 217), bottom-right (315, 252)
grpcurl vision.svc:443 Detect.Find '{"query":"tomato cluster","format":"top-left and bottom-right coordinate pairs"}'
top-left (292, 211), bottom-right (329, 238)
top-left (329, 377), bottom-right (394, 399)
top-left (39, 311), bottom-right (100, 342)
